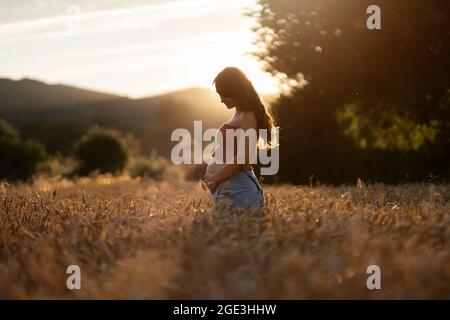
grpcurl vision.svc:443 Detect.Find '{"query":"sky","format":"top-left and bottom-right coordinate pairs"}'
top-left (0, 0), bottom-right (279, 98)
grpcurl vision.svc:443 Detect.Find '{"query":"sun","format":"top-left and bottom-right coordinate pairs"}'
top-left (181, 24), bottom-right (280, 96)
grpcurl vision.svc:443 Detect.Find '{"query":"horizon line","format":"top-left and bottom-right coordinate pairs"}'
top-left (0, 75), bottom-right (279, 100)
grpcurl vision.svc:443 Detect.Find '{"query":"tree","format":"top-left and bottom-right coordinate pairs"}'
top-left (0, 119), bottom-right (49, 182)
top-left (247, 0), bottom-right (450, 183)
top-left (72, 126), bottom-right (130, 176)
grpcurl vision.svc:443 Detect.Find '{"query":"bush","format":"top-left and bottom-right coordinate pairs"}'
top-left (72, 126), bottom-right (129, 176)
top-left (127, 154), bottom-right (184, 181)
top-left (0, 136), bottom-right (49, 182)
top-left (35, 152), bottom-right (78, 178)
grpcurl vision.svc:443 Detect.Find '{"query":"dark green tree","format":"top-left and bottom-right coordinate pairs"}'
top-left (247, 0), bottom-right (450, 183)
top-left (0, 119), bottom-right (49, 182)
top-left (72, 126), bottom-right (129, 176)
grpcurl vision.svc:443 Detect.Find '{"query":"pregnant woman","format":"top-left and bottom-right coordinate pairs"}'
top-left (203, 66), bottom-right (275, 210)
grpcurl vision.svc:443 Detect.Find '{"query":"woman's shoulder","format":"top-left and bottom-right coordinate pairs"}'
top-left (238, 110), bottom-right (257, 129)
top-left (225, 111), bottom-right (257, 129)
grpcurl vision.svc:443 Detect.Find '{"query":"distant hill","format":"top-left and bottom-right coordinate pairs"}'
top-left (0, 78), bottom-right (239, 156)
top-left (0, 78), bottom-right (121, 111)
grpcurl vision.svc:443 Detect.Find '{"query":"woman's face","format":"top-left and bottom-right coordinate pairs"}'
top-left (218, 94), bottom-right (239, 109)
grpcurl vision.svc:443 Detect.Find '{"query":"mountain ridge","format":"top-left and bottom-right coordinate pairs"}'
top-left (0, 77), bottom-right (236, 156)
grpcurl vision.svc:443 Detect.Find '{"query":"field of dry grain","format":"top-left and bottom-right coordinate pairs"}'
top-left (0, 175), bottom-right (449, 299)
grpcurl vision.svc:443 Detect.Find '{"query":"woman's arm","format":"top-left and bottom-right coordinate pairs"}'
top-left (205, 162), bottom-right (244, 183)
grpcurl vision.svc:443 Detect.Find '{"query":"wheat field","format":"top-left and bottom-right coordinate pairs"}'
top-left (0, 175), bottom-right (448, 299)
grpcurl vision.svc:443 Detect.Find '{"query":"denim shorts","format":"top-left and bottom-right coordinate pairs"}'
top-left (211, 170), bottom-right (264, 210)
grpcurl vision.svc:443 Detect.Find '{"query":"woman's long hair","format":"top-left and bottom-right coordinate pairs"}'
top-left (213, 66), bottom-right (276, 147)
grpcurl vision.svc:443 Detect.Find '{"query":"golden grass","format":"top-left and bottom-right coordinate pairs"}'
top-left (0, 175), bottom-right (449, 299)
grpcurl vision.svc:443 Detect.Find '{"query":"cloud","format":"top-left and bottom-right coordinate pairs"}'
top-left (0, 0), bottom-right (252, 40)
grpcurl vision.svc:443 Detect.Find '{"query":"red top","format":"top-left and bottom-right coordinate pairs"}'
top-left (212, 123), bottom-right (253, 171)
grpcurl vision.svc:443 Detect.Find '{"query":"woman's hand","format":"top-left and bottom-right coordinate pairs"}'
top-left (202, 174), bottom-right (218, 192)
top-left (206, 180), bottom-right (217, 192)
